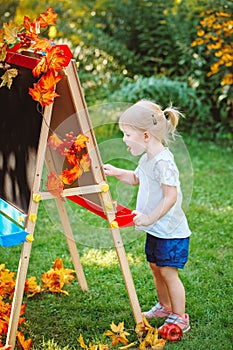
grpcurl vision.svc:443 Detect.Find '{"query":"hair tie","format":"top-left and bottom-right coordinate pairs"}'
top-left (164, 111), bottom-right (169, 119)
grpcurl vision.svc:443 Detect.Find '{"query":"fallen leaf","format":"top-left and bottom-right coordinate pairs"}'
top-left (24, 276), bottom-right (43, 298)
top-left (104, 322), bottom-right (130, 346)
top-left (16, 331), bottom-right (32, 350)
top-left (41, 258), bottom-right (75, 294)
top-left (78, 334), bottom-right (88, 349)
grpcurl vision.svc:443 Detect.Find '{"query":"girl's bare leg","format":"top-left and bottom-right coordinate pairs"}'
top-left (159, 266), bottom-right (186, 317)
top-left (149, 262), bottom-right (171, 309)
top-left (149, 263), bottom-right (186, 317)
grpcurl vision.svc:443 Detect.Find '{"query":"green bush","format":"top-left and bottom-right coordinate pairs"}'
top-left (108, 75), bottom-right (213, 137)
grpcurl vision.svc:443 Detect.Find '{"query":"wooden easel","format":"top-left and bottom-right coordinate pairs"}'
top-left (5, 56), bottom-right (142, 349)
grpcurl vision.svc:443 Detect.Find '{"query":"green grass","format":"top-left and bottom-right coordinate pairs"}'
top-left (1, 136), bottom-right (232, 349)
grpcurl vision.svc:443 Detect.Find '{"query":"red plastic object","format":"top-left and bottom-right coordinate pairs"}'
top-left (6, 46), bottom-right (39, 69)
top-left (6, 44), bottom-right (72, 69)
top-left (159, 323), bottom-right (183, 342)
top-left (67, 195), bottom-right (135, 227)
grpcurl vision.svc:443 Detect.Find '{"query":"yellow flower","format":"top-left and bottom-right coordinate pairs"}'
top-left (215, 50), bottom-right (222, 57)
top-left (197, 30), bottom-right (205, 37)
top-left (221, 73), bottom-right (233, 85)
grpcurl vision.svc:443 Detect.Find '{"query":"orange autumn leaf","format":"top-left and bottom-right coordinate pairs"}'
top-left (104, 322), bottom-right (130, 346)
top-left (53, 257), bottom-right (63, 269)
top-left (0, 266), bottom-right (16, 299)
top-left (29, 71), bottom-right (62, 106)
top-left (23, 16), bottom-right (40, 39)
top-left (29, 83), bottom-right (59, 106)
top-left (16, 331), bottom-right (32, 350)
top-left (32, 55), bottom-right (47, 77)
top-left (37, 70), bottom-right (62, 91)
top-left (47, 46), bottom-right (70, 71)
top-left (80, 154), bottom-right (91, 172)
top-left (41, 258), bottom-right (75, 295)
top-left (30, 37), bottom-right (52, 53)
top-left (24, 276), bottom-right (43, 298)
top-left (66, 152), bottom-right (78, 166)
top-left (32, 46), bottom-right (68, 77)
top-left (74, 134), bottom-right (89, 151)
top-left (46, 171), bottom-right (64, 200)
top-left (62, 163), bottom-right (83, 185)
top-left (38, 7), bottom-right (57, 28)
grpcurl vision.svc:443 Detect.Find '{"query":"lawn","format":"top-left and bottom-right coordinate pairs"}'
top-left (1, 135), bottom-right (232, 350)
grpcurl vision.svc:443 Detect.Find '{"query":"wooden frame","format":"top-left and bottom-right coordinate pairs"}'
top-left (3, 56), bottom-right (142, 349)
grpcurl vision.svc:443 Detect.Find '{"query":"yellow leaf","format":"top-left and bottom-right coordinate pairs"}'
top-left (119, 342), bottom-right (137, 350)
top-left (78, 334), bottom-right (88, 349)
top-left (151, 339), bottom-right (166, 350)
top-left (0, 44), bottom-right (7, 62)
top-left (0, 68), bottom-right (18, 89)
top-left (3, 21), bottom-right (20, 45)
top-left (98, 344), bottom-right (109, 350)
top-left (89, 345), bottom-right (98, 350)
top-left (105, 322), bottom-right (130, 346)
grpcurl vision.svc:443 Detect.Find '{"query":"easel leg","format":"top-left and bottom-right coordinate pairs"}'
top-left (55, 198), bottom-right (88, 291)
top-left (111, 227), bottom-right (143, 324)
top-left (6, 242), bottom-right (32, 348)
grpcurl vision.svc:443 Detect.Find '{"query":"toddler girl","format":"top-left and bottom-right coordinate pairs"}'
top-left (104, 100), bottom-right (191, 333)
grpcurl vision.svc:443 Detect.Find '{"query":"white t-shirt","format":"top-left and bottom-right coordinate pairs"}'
top-left (134, 148), bottom-right (191, 239)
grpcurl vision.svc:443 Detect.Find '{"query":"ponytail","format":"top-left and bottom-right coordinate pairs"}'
top-left (163, 105), bottom-right (184, 139)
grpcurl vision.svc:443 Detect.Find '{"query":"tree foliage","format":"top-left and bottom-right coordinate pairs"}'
top-left (0, 0), bottom-right (232, 140)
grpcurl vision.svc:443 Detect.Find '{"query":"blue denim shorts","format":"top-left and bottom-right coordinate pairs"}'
top-left (145, 233), bottom-right (190, 269)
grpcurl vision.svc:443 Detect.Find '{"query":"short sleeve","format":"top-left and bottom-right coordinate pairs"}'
top-left (134, 166), bottom-right (139, 179)
top-left (154, 159), bottom-right (179, 186)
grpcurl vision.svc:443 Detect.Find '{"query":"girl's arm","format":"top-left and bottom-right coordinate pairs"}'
top-left (133, 184), bottom-right (177, 226)
top-left (104, 164), bottom-right (139, 186)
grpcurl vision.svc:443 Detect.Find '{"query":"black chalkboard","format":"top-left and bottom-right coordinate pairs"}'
top-left (0, 63), bottom-right (42, 214)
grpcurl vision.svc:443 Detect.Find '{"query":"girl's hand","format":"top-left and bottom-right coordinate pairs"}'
top-left (103, 164), bottom-right (119, 176)
top-left (132, 210), bottom-right (152, 226)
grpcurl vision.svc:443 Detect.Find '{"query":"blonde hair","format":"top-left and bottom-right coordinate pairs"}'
top-left (119, 100), bottom-right (184, 145)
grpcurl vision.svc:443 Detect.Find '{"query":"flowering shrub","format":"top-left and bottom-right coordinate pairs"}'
top-left (192, 9), bottom-right (233, 87)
